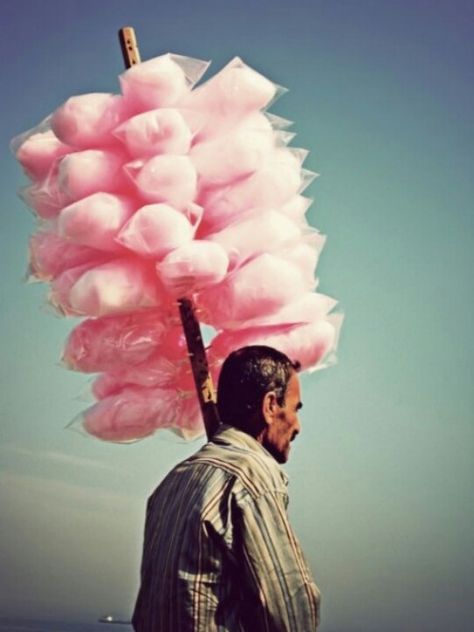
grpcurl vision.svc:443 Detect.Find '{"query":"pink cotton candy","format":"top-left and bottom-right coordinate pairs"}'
top-left (274, 130), bottom-right (296, 147)
top-left (14, 129), bottom-right (72, 181)
top-left (29, 232), bottom-right (111, 281)
top-left (57, 149), bottom-right (127, 202)
top-left (197, 253), bottom-right (308, 329)
top-left (82, 386), bottom-right (189, 442)
top-left (12, 52), bottom-right (342, 443)
top-left (120, 55), bottom-right (189, 111)
top-left (50, 263), bottom-right (95, 316)
top-left (116, 202), bottom-right (199, 258)
top-left (21, 184), bottom-right (63, 219)
top-left (210, 318), bottom-right (337, 373)
top-left (92, 353), bottom-right (194, 400)
top-left (57, 193), bottom-right (135, 252)
top-left (236, 291), bottom-right (337, 329)
top-left (208, 57), bottom-right (277, 110)
top-left (282, 234), bottom-right (325, 287)
top-left (207, 209), bottom-right (301, 266)
top-left (68, 258), bottom-right (163, 317)
top-left (126, 155), bottom-right (197, 209)
top-left (51, 93), bottom-right (127, 148)
top-left (113, 108), bottom-right (192, 158)
top-left (200, 148), bottom-right (303, 231)
top-left (20, 165), bottom-right (68, 219)
top-left (264, 112), bottom-right (293, 130)
top-left (63, 312), bottom-right (184, 373)
top-left (190, 116), bottom-right (274, 187)
top-left (156, 240), bottom-right (229, 295)
top-left (184, 57), bottom-right (278, 140)
top-left (280, 195), bottom-right (313, 222)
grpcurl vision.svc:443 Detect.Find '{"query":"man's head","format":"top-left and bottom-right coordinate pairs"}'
top-left (217, 345), bottom-right (302, 463)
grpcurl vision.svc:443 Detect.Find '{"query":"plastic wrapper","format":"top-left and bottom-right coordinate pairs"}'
top-left (13, 126), bottom-right (72, 181)
top-left (182, 57), bottom-right (281, 140)
top-left (80, 386), bottom-right (195, 442)
top-left (197, 253), bottom-right (309, 328)
top-left (49, 263), bottom-right (98, 316)
top-left (189, 113), bottom-right (275, 187)
top-left (125, 155), bottom-right (197, 208)
top-left (282, 234), bottom-right (325, 287)
top-left (57, 193), bottom-right (135, 252)
top-left (199, 148), bottom-right (309, 231)
top-left (20, 172), bottom-right (68, 219)
top-left (242, 291), bottom-right (338, 329)
top-left (57, 148), bottom-right (127, 201)
top-left (120, 53), bottom-right (210, 112)
top-left (67, 258), bottom-right (165, 317)
top-left (207, 208), bottom-right (302, 266)
top-left (280, 195), bottom-right (313, 222)
top-left (91, 354), bottom-right (194, 399)
top-left (51, 93), bottom-right (128, 148)
top-left (210, 316), bottom-right (341, 374)
top-left (116, 202), bottom-right (200, 258)
top-left (156, 240), bottom-right (229, 295)
top-left (29, 231), bottom-right (111, 281)
top-left (63, 312), bottom-right (184, 373)
top-left (113, 108), bottom-right (192, 158)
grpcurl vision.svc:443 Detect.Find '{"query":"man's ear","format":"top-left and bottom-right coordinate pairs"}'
top-left (262, 391), bottom-right (278, 425)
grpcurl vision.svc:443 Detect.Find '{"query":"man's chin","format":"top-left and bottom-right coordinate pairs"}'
top-left (275, 446), bottom-right (290, 464)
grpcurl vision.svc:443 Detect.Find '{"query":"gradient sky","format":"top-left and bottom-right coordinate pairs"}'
top-left (1, 1), bottom-right (473, 630)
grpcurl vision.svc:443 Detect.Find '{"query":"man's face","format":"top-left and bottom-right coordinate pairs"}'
top-left (263, 372), bottom-right (302, 464)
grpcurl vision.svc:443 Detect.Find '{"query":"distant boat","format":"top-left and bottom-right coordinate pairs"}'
top-left (98, 614), bottom-right (131, 624)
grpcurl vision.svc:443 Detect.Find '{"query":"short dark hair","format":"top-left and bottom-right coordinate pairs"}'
top-left (217, 345), bottom-right (300, 435)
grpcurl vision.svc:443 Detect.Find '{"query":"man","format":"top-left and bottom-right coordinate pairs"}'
top-left (132, 345), bottom-right (320, 631)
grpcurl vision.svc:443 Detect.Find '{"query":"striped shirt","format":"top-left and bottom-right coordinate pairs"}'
top-left (132, 424), bottom-right (320, 631)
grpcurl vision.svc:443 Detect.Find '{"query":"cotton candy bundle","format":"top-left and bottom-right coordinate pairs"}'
top-left (91, 354), bottom-right (195, 400)
top-left (29, 231), bottom-right (111, 281)
top-left (12, 51), bottom-right (342, 442)
top-left (113, 108), bottom-right (192, 158)
top-left (51, 93), bottom-right (128, 148)
top-left (80, 386), bottom-right (199, 442)
top-left (58, 193), bottom-right (136, 252)
top-left (116, 202), bottom-right (201, 258)
top-left (15, 128), bottom-right (71, 180)
top-left (208, 316), bottom-right (342, 374)
top-left (156, 240), bottom-right (229, 295)
top-left (62, 310), bottom-right (182, 373)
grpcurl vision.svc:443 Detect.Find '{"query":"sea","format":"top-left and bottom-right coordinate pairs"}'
top-left (0, 620), bottom-right (133, 632)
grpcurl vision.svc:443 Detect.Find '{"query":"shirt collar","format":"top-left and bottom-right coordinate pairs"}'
top-left (211, 424), bottom-right (289, 486)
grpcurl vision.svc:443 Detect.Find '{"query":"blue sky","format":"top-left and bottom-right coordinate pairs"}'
top-left (1, 1), bottom-right (473, 630)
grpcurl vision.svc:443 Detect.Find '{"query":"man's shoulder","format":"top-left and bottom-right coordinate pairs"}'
top-left (182, 426), bottom-right (288, 501)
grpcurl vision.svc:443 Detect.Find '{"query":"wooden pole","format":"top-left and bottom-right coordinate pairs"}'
top-left (118, 27), bottom-right (221, 440)
top-left (118, 27), bottom-right (141, 67)
top-left (178, 298), bottom-right (221, 438)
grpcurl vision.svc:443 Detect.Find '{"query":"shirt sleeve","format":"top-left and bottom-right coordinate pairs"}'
top-left (235, 490), bottom-right (321, 631)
